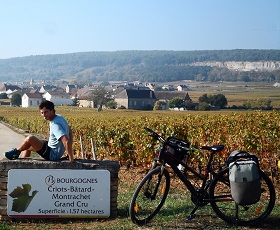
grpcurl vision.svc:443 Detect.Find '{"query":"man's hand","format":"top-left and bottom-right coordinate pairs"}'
top-left (61, 135), bottom-right (74, 162)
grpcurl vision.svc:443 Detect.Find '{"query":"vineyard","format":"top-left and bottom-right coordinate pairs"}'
top-left (0, 107), bottom-right (280, 173)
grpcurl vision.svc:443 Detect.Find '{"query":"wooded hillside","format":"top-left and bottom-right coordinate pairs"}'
top-left (0, 49), bottom-right (279, 83)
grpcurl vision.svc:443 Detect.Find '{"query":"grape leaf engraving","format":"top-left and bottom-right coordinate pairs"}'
top-left (9, 184), bottom-right (38, 213)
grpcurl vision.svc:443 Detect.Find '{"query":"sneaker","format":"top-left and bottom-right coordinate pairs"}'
top-left (4, 148), bottom-right (21, 160)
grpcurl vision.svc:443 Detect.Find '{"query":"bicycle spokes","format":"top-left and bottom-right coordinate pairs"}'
top-left (129, 167), bottom-right (170, 225)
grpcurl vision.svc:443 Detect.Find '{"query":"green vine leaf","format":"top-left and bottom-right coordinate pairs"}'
top-left (9, 184), bottom-right (38, 213)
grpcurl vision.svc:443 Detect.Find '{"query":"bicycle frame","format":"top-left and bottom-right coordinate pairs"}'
top-left (150, 144), bottom-right (229, 219)
top-left (151, 144), bottom-right (226, 203)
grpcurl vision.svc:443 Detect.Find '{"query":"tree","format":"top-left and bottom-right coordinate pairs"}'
top-left (0, 93), bottom-right (8, 99)
top-left (209, 94), bottom-right (228, 108)
top-left (243, 100), bottom-right (252, 109)
top-left (198, 94), bottom-right (210, 104)
top-left (243, 98), bottom-right (272, 110)
top-left (199, 93), bottom-right (228, 109)
top-left (89, 86), bottom-right (107, 108)
top-left (195, 74), bottom-right (206, 81)
top-left (198, 102), bottom-right (211, 111)
top-left (184, 100), bottom-right (195, 110)
top-left (256, 98), bottom-right (272, 110)
top-left (11, 94), bottom-right (22, 106)
top-left (106, 100), bottom-right (117, 109)
top-left (71, 97), bottom-right (79, 106)
top-left (169, 97), bottom-right (185, 108)
top-left (153, 101), bottom-right (167, 110)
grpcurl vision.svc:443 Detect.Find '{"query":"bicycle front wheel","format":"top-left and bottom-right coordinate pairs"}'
top-left (129, 167), bottom-right (170, 225)
top-left (209, 168), bottom-right (275, 226)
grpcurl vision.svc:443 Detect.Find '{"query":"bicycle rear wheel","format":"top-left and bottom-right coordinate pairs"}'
top-left (129, 167), bottom-right (170, 225)
top-left (209, 168), bottom-right (275, 226)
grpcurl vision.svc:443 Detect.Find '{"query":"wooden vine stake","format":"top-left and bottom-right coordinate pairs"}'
top-left (91, 138), bottom-right (97, 160)
top-left (80, 135), bottom-right (85, 159)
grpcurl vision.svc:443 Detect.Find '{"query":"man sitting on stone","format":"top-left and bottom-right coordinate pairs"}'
top-left (4, 100), bottom-right (74, 162)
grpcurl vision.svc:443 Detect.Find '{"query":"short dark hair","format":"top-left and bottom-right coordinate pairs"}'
top-left (39, 100), bottom-right (55, 111)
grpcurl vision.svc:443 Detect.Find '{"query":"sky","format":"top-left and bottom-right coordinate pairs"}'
top-left (0, 0), bottom-right (279, 59)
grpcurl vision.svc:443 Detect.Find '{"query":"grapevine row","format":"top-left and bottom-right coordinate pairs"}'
top-left (0, 107), bottom-right (279, 172)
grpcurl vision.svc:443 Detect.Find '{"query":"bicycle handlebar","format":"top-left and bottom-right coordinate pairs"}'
top-left (144, 127), bottom-right (166, 143)
top-left (144, 127), bottom-right (155, 134)
top-left (144, 127), bottom-right (192, 151)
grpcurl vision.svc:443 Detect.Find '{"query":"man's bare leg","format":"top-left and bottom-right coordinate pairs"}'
top-left (17, 135), bottom-right (45, 158)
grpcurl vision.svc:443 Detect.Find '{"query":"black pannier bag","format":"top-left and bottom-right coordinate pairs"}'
top-left (227, 150), bottom-right (261, 205)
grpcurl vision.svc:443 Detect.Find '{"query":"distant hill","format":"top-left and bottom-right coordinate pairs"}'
top-left (0, 49), bottom-right (279, 83)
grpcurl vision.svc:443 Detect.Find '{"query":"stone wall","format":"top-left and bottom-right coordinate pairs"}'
top-left (0, 158), bottom-right (120, 220)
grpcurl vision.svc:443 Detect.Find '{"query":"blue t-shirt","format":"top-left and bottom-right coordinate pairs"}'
top-left (48, 114), bottom-right (70, 160)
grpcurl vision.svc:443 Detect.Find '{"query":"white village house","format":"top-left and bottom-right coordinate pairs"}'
top-left (78, 92), bottom-right (94, 108)
top-left (43, 92), bottom-right (72, 106)
top-left (22, 93), bottom-right (43, 108)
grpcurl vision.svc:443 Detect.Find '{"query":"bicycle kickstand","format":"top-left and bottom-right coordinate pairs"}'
top-left (186, 205), bottom-right (199, 221)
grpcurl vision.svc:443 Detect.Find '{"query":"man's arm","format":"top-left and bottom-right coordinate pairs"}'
top-left (61, 127), bottom-right (74, 162)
